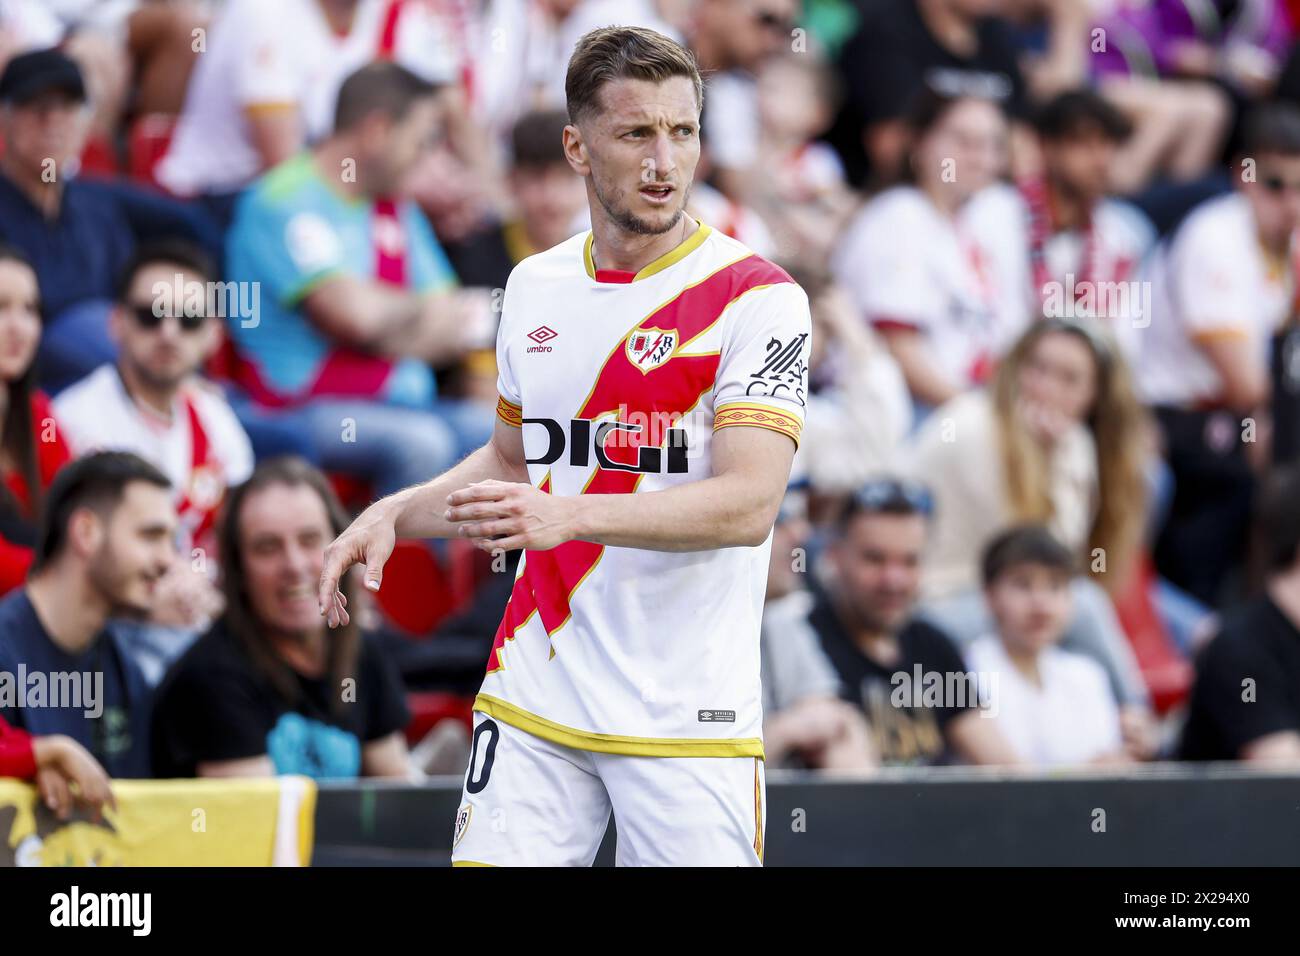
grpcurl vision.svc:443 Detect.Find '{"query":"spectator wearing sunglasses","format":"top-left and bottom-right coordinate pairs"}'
top-left (0, 245), bottom-right (72, 598)
top-left (798, 477), bottom-right (1019, 767)
top-left (1138, 102), bottom-right (1300, 608)
top-left (54, 242), bottom-right (252, 679)
top-left (54, 241), bottom-right (253, 562)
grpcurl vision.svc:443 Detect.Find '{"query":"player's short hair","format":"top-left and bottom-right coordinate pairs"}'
top-left (511, 109), bottom-right (570, 171)
top-left (1258, 466), bottom-right (1300, 572)
top-left (333, 61), bottom-right (439, 134)
top-left (114, 238), bottom-right (215, 304)
top-left (33, 451), bottom-right (171, 572)
top-left (565, 26), bottom-right (702, 125)
top-left (980, 525), bottom-right (1077, 588)
top-left (1034, 89), bottom-right (1131, 143)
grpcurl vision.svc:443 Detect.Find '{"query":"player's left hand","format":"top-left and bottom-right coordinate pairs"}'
top-left (446, 479), bottom-right (577, 552)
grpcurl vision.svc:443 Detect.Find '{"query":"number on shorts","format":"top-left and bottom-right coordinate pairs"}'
top-left (466, 719), bottom-right (500, 794)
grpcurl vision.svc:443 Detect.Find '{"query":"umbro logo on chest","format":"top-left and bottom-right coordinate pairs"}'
top-left (526, 325), bottom-right (558, 353)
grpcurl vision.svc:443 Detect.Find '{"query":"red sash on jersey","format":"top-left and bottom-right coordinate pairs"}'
top-left (234, 199), bottom-right (412, 406)
top-left (177, 393), bottom-right (224, 548)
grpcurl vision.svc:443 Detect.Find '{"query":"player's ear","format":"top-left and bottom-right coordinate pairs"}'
top-left (563, 123), bottom-right (590, 176)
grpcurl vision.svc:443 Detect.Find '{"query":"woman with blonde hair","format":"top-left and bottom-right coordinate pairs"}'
top-left (905, 317), bottom-right (1152, 714)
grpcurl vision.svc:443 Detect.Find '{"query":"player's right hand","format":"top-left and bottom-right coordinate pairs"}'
top-left (318, 505), bottom-right (398, 628)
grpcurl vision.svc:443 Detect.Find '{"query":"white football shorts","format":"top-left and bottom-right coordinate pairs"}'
top-left (450, 712), bottom-right (765, 867)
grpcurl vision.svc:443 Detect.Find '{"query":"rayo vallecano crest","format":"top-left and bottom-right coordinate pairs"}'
top-left (625, 327), bottom-right (678, 373)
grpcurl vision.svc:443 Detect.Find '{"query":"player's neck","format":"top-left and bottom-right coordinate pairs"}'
top-left (590, 213), bottom-right (700, 276)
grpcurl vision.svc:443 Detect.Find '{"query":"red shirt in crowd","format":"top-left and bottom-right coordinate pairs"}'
top-left (0, 392), bottom-right (71, 595)
top-left (0, 714), bottom-right (36, 779)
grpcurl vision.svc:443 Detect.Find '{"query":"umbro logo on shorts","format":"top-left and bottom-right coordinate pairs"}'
top-left (526, 325), bottom-right (558, 353)
top-left (698, 710), bottom-right (736, 723)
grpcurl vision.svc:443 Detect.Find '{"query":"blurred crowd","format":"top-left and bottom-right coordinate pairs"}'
top-left (4, 0), bottom-right (1300, 812)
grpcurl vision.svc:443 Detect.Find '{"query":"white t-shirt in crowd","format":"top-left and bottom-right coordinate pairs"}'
top-left (831, 185), bottom-right (1029, 392)
top-left (963, 183), bottom-right (1155, 362)
top-left (54, 365), bottom-right (255, 547)
top-left (1138, 192), bottom-right (1293, 408)
top-left (704, 70), bottom-right (760, 172)
top-left (968, 634), bottom-right (1122, 766)
top-left (157, 0), bottom-right (458, 196)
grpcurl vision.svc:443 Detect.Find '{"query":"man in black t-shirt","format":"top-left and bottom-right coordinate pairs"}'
top-left (152, 458), bottom-right (411, 780)
top-left (1181, 469), bottom-right (1300, 762)
top-left (834, 0), bottom-right (1028, 184)
top-left (807, 478), bottom-right (1018, 766)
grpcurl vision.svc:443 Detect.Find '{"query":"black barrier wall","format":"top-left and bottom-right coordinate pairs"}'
top-left (312, 765), bottom-right (1300, 866)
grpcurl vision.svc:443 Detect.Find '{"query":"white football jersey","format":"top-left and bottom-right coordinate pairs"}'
top-left (477, 224), bottom-right (811, 758)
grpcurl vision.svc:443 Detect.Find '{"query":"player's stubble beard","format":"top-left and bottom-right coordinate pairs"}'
top-left (592, 176), bottom-right (693, 237)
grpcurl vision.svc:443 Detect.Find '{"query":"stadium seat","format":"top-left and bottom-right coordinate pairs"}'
top-left (1112, 552), bottom-right (1194, 715)
top-left (127, 113), bottom-right (177, 189)
top-left (403, 691), bottom-right (474, 743)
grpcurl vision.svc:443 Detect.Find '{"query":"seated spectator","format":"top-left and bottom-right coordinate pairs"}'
top-left (0, 246), bottom-right (72, 597)
top-left (966, 89), bottom-right (1156, 362)
top-left (1140, 102), bottom-right (1300, 606)
top-left (761, 486), bottom-right (875, 770)
top-left (225, 62), bottom-right (494, 495)
top-left (1181, 468), bottom-right (1300, 762)
top-left (687, 0), bottom-right (798, 197)
top-left (0, 48), bottom-right (216, 392)
top-left (442, 109), bottom-right (586, 404)
top-left (788, 266), bottom-right (911, 495)
top-left (54, 240), bottom-right (253, 558)
top-left (801, 477), bottom-right (1019, 766)
top-left (151, 457), bottom-right (413, 780)
top-left (155, 0), bottom-right (463, 219)
top-left (748, 51), bottom-right (856, 265)
top-left (0, 49), bottom-right (132, 390)
top-left (967, 525), bottom-right (1129, 767)
top-left (832, 87), bottom-right (1025, 409)
top-left (906, 318), bottom-right (1151, 709)
top-left (834, 0), bottom-right (1032, 185)
top-left (443, 109), bottom-right (587, 292)
top-left (1088, 0), bottom-right (1242, 193)
top-left (0, 451), bottom-right (177, 778)
top-left (0, 712), bottom-right (114, 820)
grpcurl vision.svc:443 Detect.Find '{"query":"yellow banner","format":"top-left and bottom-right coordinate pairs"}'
top-left (0, 777), bottom-right (316, 866)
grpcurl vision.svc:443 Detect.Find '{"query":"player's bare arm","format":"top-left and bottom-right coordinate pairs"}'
top-left (317, 416), bottom-right (528, 627)
top-left (446, 424), bottom-right (796, 553)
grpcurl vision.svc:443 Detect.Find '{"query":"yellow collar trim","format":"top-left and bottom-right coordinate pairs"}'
top-left (583, 222), bottom-right (712, 282)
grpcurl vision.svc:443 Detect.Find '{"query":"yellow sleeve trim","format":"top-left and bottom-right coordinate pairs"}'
top-left (713, 402), bottom-right (802, 448)
top-left (1190, 327), bottom-right (1251, 344)
top-left (452, 860), bottom-right (499, 867)
top-left (496, 394), bottom-right (523, 428)
top-left (474, 694), bottom-right (765, 759)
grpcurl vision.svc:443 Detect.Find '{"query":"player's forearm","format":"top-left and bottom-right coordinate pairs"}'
top-left (388, 440), bottom-right (528, 539)
top-left (570, 471), bottom-right (781, 551)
